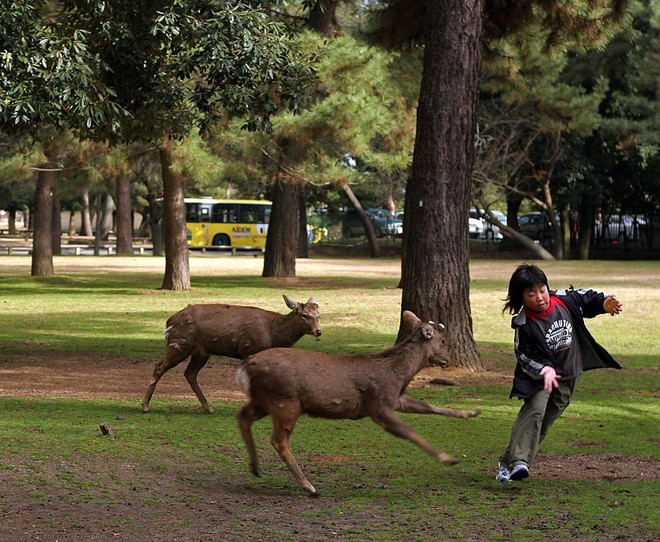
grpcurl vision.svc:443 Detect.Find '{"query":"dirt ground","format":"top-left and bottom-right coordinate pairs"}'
top-left (0, 352), bottom-right (658, 542)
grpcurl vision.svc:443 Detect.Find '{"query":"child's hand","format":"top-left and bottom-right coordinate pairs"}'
top-left (540, 366), bottom-right (560, 392)
top-left (603, 295), bottom-right (623, 316)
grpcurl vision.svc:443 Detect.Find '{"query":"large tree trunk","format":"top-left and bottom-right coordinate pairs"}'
top-left (297, 186), bottom-right (309, 258)
top-left (8, 207), bottom-right (17, 234)
top-left (67, 210), bottom-right (78, 236)
top-left (31, 164), bottom-right (58, 277)
top-left (81, 190), bottom-right (93, 236)
top-left (263, 179), bottom-right (299, 278)
top-left (160, 141), bottom-right (190, 290)
top-left (307, 0), bottom-right (340, 36)
top-left (115, 173), bottom-right (133, 254)
top-left (51, 194), bottom-right (61, 255)
top-left (148, 193), bottom-right (165, 256)
top-left (93, 193), bottom-right (113, 255)
top-left (398, 0), bottom-right (484, 372)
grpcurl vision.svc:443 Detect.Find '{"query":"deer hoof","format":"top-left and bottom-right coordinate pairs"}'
top-left (439, 453), bottom-right (460, 465)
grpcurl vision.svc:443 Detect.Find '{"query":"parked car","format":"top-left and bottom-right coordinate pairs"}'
top-left (342, 208), bottom-right (404, 238)
top-left (595, 214), bottom-right (646, 243)
top-left (469, 209), bottom-right (506, 241)
top-left (518, 212), bottom-right (554, 242)
top-left (468, 216), bottom-right (483, 239)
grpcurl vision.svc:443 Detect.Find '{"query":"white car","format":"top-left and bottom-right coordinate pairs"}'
top-left (470, 209), bottom-right (506, 241)
top-left (468, 216), bottom-right (484, 239)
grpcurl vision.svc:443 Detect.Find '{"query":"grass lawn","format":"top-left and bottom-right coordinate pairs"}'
top-left (0, 254), bottom-right (657, 542)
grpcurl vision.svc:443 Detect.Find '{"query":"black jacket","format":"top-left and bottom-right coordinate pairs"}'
top-left (509, 287), bottom-right (622, 400)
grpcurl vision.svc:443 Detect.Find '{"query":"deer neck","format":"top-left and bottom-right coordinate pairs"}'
top-left (269, 312), bottom-right (302, 347)
top-left (382, 338), bottom-right (431, 383)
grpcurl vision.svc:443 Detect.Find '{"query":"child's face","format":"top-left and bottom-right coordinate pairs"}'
top-left (522, 283), bottom-right (550, 313)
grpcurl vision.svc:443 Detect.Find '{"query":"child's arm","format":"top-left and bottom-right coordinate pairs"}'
top-left (562, 288), bottom-right (623, 318)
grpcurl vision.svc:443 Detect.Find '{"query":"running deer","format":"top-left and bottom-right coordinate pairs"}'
top-left (235, 311), bottom-right (480, 497)
top-left (142, 295), bottom-right (321, 413)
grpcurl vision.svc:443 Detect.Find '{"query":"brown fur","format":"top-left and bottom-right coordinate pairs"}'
top-left (235, 311), bottom-right (479, 497)
top-left (142, 295), bottom-right (320, 413)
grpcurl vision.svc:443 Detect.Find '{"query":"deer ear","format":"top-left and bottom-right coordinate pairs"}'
top-left (307, 296), bottom-right (319, 307)
top-left (402, 311), bottom-right (421, 328)
top-left (283, 295), bottom-right (298, 311)
top-left (421, 324), bottom-right (435, 339)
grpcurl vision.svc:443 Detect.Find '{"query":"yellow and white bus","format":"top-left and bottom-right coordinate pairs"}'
top-left (185, 198), bottom-right (271, 249)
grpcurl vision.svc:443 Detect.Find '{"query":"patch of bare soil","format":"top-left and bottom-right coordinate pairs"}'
top-left (0, 352), bottom-right (657, 542)
top-left (0, 351), bottom-right (244, 403)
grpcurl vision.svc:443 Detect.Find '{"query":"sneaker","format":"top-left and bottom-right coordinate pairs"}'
top-left (495, 462), bottom-right (511, 482)
top-left (509, 464), bottom-right (530, 481)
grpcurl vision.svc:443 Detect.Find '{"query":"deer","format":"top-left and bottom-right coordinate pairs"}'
top-left (142, 295), bottom-right (321, 414)
top-left (234, 310), bottom-right (480, 497)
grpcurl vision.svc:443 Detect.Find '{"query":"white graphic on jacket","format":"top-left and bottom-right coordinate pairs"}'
top-left (545, 320), bottom-right (573, 351)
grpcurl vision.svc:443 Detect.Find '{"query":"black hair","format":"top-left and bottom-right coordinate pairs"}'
top-left (503, 263), bottom-right (549, 314)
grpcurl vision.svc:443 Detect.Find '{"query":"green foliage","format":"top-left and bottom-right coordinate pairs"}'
top-left (0, 2), bottom-right (125, 135)
top-left (76, 0), bottom-right (317, 142)
top-left (558, 0), bottom-right (659, 216)
top-left (1, 1), bottom-right (315, 144)
top-left (206, 31), bottom-right (421, 208)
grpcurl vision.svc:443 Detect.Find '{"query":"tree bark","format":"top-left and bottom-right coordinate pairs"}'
top-left (67, 210), bottom-right (78, 236)
top-left (398, 0), bottom-right (485, 372)
top-left (148, 193), bottom-right (164, 256)
top-left (115, 173), bottom-right (133, 254)
top-left (8, 207), bottom-right (17, 234)
top-left (342, 183), bottom-right (381, 257)
top-left (160, 141), bottom-right (190, 290)
top-left (51, 194), bottom-right (61, 255)
top-left (263, 179), bottom-right (299, 278)
top-left (31, 164), bottom-right (57, 277)
top-left (93, 194), bottom-right (103, 256)
top-left (81, 190), bottom-right (93, 237)
top-left (307, 0), bottom-right (340, 36)
top-left (297, 186), bottom-right (309, 258)
top-left (502, 228), bottom-right (556, 260)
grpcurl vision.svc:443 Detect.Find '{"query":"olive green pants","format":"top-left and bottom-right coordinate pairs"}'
top-left (500, 378), bottom-right (578, 469)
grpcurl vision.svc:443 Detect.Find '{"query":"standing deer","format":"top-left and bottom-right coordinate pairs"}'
top-left (235, 311), bottom-right (480, 497)
top-left (142, 295), bottom-right (320, 413)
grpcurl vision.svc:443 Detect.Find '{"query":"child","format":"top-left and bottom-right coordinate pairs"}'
top-left (496, 263), bottom-right (623, 482)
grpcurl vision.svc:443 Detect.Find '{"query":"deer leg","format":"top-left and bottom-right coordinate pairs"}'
top-left (396, 394), bottom-right (480, 419)
top-left (270, 403), bottom-right (319, 498)
top-left (236, 402), bottom-right (267, 477)
top-left (184, 351), bottom-right (213, 413)
top-left (372, 409), bottom-right (460, 465)
top-left (142, 343), bottom-right (193, 413)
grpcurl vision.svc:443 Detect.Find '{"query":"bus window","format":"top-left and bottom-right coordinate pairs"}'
top-left (237, 203), bottom-right (271, 223)
top-left (212, 204), bottom-right (237, 223)
top-left (239, 204), bottom-right (261, 223)
top-left (199, 205), bottom-right (211, 222)
top-left (186, 203), bottom-right (199, 222)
